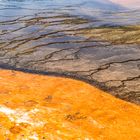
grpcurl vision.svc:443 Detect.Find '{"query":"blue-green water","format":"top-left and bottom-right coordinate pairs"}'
top-left (0, 0), bottom-right (140, 25)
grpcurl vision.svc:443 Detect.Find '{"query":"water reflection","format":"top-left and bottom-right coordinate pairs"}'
top-left (110, 0), bottom-right (140, 9)
top-left (0, 0), bottom-right (140, 25)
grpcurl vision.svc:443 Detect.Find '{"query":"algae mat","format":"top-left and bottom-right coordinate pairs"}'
top-left (0, 69), bottom-right (140, 140)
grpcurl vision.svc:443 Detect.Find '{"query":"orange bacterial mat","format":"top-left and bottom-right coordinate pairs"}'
top-left (0, 69), bottom-right (140, 140)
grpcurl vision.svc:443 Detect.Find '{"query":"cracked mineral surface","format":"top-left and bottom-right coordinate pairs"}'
top-left (0, 0), bottom-right (140, 104)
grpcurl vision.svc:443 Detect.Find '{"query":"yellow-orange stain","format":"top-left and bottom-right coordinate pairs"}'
top-left (0, 69), bottom-right (140, 140)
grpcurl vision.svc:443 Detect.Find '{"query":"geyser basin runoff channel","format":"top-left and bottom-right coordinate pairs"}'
top-left (0, 0), bottom-right (140, 105)
top-left (0, 69), bottom-right (140, 140)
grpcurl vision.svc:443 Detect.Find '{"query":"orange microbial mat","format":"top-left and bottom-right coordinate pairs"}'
top-left (0, 69), bottom-right (140, 140)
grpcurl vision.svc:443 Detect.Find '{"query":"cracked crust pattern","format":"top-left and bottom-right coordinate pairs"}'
top-left (0, 10), bottom-right (140, 104)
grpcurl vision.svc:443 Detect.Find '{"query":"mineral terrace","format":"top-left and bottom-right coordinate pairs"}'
top-left (0, 14), bottom-right (140, 104)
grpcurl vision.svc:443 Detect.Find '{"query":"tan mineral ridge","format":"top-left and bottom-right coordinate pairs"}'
top-left (76, 25), bottom-right (140, 44)
top-left (0, 69), bottom-right (140, 139)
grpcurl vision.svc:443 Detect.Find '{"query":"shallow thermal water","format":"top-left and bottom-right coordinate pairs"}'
top-left (0, 0), bottom-right (140, 25)
top-left (0, 0), bottom-right (140, 104)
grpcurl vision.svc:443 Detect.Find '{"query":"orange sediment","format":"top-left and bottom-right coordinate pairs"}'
top-left (0, 69), bottom-right (140, 140)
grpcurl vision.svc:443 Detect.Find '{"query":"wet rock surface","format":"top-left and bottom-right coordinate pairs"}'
top-left (0, 1), bottom-right (140, 104)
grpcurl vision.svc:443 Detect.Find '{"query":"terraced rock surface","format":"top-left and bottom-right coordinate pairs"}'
top-left (0, 1), bottom-right (140, 104)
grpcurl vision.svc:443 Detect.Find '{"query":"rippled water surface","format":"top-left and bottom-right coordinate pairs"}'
top-left (0, 0), bottom-right (140, 38)
top-left (0, 0), bottom-right (140, 24)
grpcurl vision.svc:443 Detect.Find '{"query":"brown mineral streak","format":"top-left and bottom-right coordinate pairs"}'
top-left (0, 69), bottom-right (140, 140)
